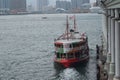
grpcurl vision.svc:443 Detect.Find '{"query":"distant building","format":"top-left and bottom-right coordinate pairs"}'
top-left (83, 0), bottom-right (90, 3)
top-left (10, 0), bottom-right (26, 13)
top-left (81, 3), bottom-right (91, 9)
top-left (71, 0), bottom-right (81, 9)
top-left (71, 0), bottom-right (90, 9)
top-left (37, 0), bottom-right (49, 12)
top-left (0, 0), bottom-right (26, 14)
top-left (96, 0), bottom-right (100, 6)
top-left (56, 0), bottom-right (61, 9)
top-left (56, 0), bottom-right (71, 10)
top-left (42, 6), bottom-right (56, 14)
top-left (66, 1), bottom-right (71, 10)
top-left (27, 4), bottom-right (34, 12)
top-left (0, 0), bottom-right (10, 14)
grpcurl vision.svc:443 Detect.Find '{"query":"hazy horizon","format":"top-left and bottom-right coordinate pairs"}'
top-left (27, 0), bottom-right (96, 6)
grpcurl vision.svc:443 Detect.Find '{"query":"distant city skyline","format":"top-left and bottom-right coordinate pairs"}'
top-left (27, 0), bottom-right (96, 6)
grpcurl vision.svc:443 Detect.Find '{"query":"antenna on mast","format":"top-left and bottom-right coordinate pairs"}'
top-left (66, 15), bottom-right (69, 40)
top-left (74, 15), bottom-right (76, 31)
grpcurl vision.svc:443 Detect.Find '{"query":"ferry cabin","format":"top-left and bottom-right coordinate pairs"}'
top-left (54, 39), bottom-right (89, 60)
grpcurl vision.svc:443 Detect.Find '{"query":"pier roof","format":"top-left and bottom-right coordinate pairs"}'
top-left (100, 0), bottom-right (120, 9)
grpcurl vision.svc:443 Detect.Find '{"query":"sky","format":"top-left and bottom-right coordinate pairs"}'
top-left (27, 0), bottom-right (96, 6)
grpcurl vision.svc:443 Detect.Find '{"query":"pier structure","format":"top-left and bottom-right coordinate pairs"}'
top-left (98, 0), bottom-right (120, 80)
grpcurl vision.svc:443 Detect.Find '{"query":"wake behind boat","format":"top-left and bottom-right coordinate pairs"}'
top-left (54, 15), bottom-right (89, 68)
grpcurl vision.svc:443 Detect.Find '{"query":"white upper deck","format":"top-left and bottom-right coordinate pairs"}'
top-left (55, 39), bottom-right (83, 44)
top-left (55, 32), bottom-right (87, 44)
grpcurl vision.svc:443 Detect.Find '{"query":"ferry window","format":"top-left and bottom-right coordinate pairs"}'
top-left (77, 43), bottom-right (80, 47)
top-left (75, 43), bottom-right (78, 47)
top-left (81, 45), bottom-right (85, 50)
top-left (57, 53), bottom-right (60, 58)
top-left (55, 44), bottom-right (58, 47)
top-left (75, 43), bottom-right (77, 47)
top-left (55, 44), bottom-right (63, 48)
top-left (68, 53), bottom-right (74, 58)
top-left (60, 45), bottom-right (63, 48)
top-left (72, 43), bottom-right (75, 47)
top-left (69, 44), bottom-right (72, 48)
top-left (61, 54), bottom-right (66, 59)
top-left (75, 52), bottom-right (80, 58)
top-left (58, 45), bottom-right (60, 48)
top-left (72, 43), bottom-right (79, 47)
top-left (81, 42), bottom-right (85, 45)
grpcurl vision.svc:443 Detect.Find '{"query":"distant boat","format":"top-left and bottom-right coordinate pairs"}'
top-left (42, 16), bottom-right (47, 19)
top-left (54, 15), bottom-right (89, 68)
top-left (90, 7), bottom-right (104, 14)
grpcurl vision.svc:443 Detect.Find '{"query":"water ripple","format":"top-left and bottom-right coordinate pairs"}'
top-left (0, 14), bottom-right (102, 80)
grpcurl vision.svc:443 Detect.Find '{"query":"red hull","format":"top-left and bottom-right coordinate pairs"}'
top-left (54, 56), bottom-right (89, 68)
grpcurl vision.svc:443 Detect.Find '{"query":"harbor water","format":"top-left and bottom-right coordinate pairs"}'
top-left (0, 13), bottom-right (102, 80)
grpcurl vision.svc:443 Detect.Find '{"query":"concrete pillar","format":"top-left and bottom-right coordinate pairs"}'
top-left (113, 9), bottom-right (120, 80)
top-left (109, 9), bottom-right (115, 80)
top-left (109, 18), bottom-right (115, 74)
top-left (107, 16), bottom-right (111, 64)
top-left (108, 9), bottom-right (112, 59)
top-left (105, 10), bottom-right (112, 73)
top-left (113, 20), bottom-right (120, 80)
top-left (106, 10), bottom-right (109, 53)
top-left (108, 9), bottom-right (111, 55)
top-left (102, 12), bottom-right (108, 56)
top-left (105, 11), bottom-right (111, 72)
top-left (115, 9), bottom-right (119, 18)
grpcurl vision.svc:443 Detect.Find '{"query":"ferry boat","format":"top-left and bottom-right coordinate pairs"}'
top-left (54, 15), bottom-right (89, 68)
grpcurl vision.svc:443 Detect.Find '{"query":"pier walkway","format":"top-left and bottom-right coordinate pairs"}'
top-left (97, 0), bottom-right (120, 80)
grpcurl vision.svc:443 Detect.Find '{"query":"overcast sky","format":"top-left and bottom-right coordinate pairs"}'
top-left (27, 0), bottom-right (96, 6)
